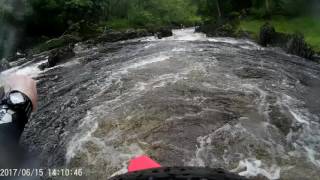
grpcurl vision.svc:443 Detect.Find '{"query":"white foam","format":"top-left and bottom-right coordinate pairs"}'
top-left (170, 28), bottom-right (207, 41)
top-left (304, 146), bottom-right (320, 167)
top-left (120, 54), bottom-right (171, 74)
top-left (172, 47), bottom-right (187, 52)
top-left (281, 94), bottom-right (310, 125)
top-left (135, 28), bottom-right (262, 51)
top-left (1, 59), bottom-right (47, 78)
top-left (279, 93), bottom-right (320, 167)
top-left (233, 158), bottom-right (281, 180)
top-left (66, 111), bottom-right (99, 162)
top-left (143, 44), bottom-right (156, 49)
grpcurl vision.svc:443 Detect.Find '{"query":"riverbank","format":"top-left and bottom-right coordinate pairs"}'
top-left (196, 16), bottom-right (319, 62)
top-left (240, 16), bottom-right (320, 53)
top-left (0, 26), bottom-right (175, 72)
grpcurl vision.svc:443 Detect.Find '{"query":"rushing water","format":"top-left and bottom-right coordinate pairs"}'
top-left (1, 28), bottom-right (320, 180)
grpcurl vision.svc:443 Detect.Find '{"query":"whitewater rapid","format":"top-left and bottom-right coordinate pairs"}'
top-left (1, 28), bottom-right (320, 180)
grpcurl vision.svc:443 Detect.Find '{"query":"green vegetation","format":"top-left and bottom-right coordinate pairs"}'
top-left (240, 17), bottom-right (320, 51)
top-left (24, 0), bottom-right (200, 36)
top-left (195, 0), bottom-right (320, 55)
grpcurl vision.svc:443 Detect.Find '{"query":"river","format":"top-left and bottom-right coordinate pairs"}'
top-left (1, 28), bottom-right (320, 180)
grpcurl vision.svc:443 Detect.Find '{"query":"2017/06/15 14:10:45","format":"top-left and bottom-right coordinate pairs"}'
top-left (48, 168), bottom-right (84, 177)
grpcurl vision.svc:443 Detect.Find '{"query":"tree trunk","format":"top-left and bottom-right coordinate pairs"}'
top-left (216, 0), bottom-right (222, 19)
top-left (265, 0), bottom-right (270, 12)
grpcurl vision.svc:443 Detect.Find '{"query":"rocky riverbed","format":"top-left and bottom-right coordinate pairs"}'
top-left (1, 28), bottom-right (320, 180)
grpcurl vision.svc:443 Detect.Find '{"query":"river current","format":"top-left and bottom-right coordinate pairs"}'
top-left (1, 28), bottom-right (320, 180)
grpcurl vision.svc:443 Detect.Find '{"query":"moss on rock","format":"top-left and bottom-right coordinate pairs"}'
top-left (32, 35), bottom-right (81, 54)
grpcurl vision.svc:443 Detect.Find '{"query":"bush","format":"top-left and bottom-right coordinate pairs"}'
top-left (250, 8), bottom-right (271, 19)
top-left (286, 33), bottom-right (314, 59)
top-left (128, 8), bottom-right (158, 27)
top-left (259, 22), bottom-right (276, 46)
top-left (216, 23), bottom-right (235, 36)
top-left (228, 11), bottom-right (241, 26)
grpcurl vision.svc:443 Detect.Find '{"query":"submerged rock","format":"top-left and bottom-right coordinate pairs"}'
top-left (234, 67), bottom-right (271, 79)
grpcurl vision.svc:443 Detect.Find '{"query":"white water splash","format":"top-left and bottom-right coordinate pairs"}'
top-left (66, 111), bottom-right (99, 162)
top-left (138, 27), bottom-right (261, 51)
top-left (233, 158), bottom-right (281, 180)
top-left (1, 59), bottom-right (47, 78)
top-left (122, 54), bottom-right (171, 73)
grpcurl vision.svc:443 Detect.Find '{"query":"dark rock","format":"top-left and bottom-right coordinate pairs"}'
top-left (286, 33), bottom-right (315, 60)
top-left (38, 44), bottom-right (75, 70)
top-left (259, 24), bottom-right (290, 48)
top-left (269, 104), bottom-right (293, 135)
top-left (0, 58), bottom-right (10, 72)
top-left (314, 55), bottom-right (320, 63)
top-left (155, 28), bottom-right (173, 39)
top-left (234, 67), bottom-right (270, 79)
top-left (250, 175), bottom-right (270, 180)
top-left (195, 26), bottom-right (201, 33)
top-left (8, 58), bottom-right (28, 67)
top-left (0, 87), bottom-right (4, 100)
top-left (38, 62), bottom-right (49, 70)
top-left (6, 52), bottom-right (26, 62)
top-left (196, 20), bottom-right (237, 37)
top-left (97, 29), bottom-right (152, 43)
top-left (48, 45), bottom-right (75, 67)
top-left (32, 35), bottom-right (81, 54)
top-left (259, 22), bottom-right (276, 47)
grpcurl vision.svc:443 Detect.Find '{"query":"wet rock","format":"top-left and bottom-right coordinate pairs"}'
top-left (235, 67), bottom-right (270, 79)
top-left (314, 55), bottom-right (320, 63)
top-left (48, 45), bottom-right (75, 67)
top-left (8, 57), bottom-right (28, 67)
top-left (32, 35), bottom-right (81, 54)
top-left (38, 44), bottom-right (75, 70)
top-left (97, 29), bottom-right (152, 43)
top-left (6, 52), bottom-right (26, 63)
top-left (155, 27), bottom-right (173, 39)
top-left (0, 87), bottom-right (4, 99)
top-left (269, 105), bottom-right (292, 135)
top-left (80, 53), bottom-right (103, 64)
top-left (0, 58), bottom-right (10, 72)
top-left (250, 175), bottom-right (270, 180)
top-left (38, 62), bottom-right (48, 71)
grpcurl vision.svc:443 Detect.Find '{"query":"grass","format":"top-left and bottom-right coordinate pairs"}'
top-left (239, 16), bottom-right (320, 52)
